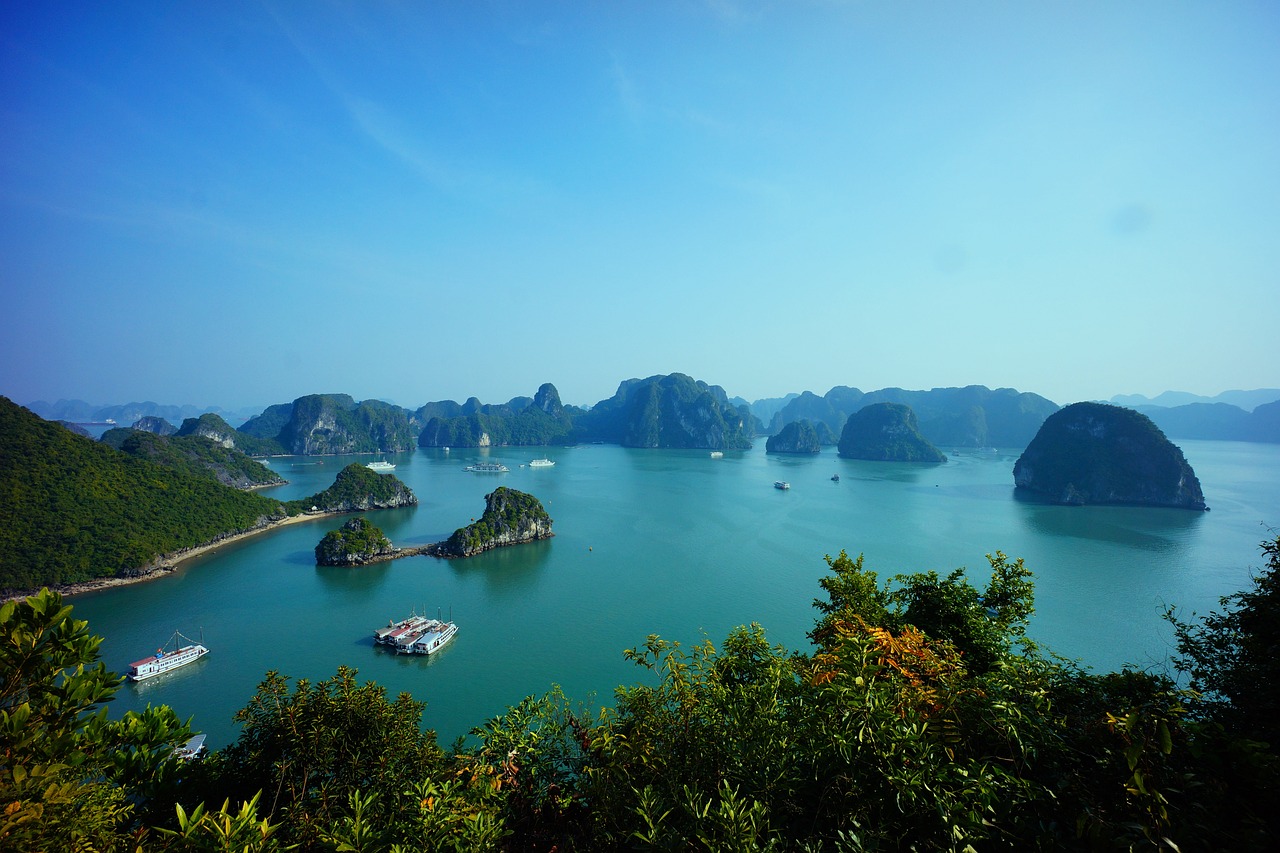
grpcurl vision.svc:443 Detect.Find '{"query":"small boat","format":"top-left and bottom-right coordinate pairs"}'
top-left (710, 451), bottom-right (724, 458)
top-left (529, 458), bottom-right (555, 468)
top-left (174, 734), bottom-right (207, 761)
top-left (128, 632), bottom-right (209, 682)
top-left (831, 474), bottom-right (840, 482)
top-left (366, 460), bottom-right (396, 472)
top-left (774, 481), bottom-right (790, 490)
top-left (465, 461), bottom-right (509, 473)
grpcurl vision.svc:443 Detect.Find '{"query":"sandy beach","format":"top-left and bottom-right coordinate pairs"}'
top-left (6, 510), bottom-right (347, 602)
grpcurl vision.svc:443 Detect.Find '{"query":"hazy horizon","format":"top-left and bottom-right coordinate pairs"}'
top-left (3, 2), bottom-right (1277, 412)
top-left (18, 376), bottom-right (1280, 419)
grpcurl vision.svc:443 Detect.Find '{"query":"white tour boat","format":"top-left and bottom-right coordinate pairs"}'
top-left (529, 458), bottom-right (555, 468)
top-left (465, 461), bottom-right (509, 473)
top-left (366, 459), bottom-right (396, 472)
top-left (375, 612), bottom-right (458, 656)
top-left (128, 632), bottom-right (209, 682)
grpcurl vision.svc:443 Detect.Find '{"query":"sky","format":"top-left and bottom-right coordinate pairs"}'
top-left (2, 1), bottom-right (1278, 412)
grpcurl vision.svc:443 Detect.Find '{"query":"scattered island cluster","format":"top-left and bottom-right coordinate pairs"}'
top-left (314, 487), bottom-right (553, 567)
top-left (2, 374), bottom-right (1234, 597)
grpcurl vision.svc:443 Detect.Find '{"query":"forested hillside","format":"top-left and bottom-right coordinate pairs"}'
top-left (0, 398), bottom-right (287, 593)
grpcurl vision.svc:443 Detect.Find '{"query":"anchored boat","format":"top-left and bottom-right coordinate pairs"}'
top-left (128, 632), bottom-right (209, 682)
top-left (465, 461), bottom-right (509, 473)
top-left (374, 612), bottom-right (458, 656)
top-left (366, 459), bottom-right (396, 472)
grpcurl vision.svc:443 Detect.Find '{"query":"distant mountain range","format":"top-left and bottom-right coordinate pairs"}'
top-left (1108, 389), bottom-right (1280, 411)
top-left (24, 383), bottom-right (1280, 454)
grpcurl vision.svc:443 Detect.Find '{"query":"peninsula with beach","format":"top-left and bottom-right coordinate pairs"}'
top-left (0, 397), bottom-right (417, 599)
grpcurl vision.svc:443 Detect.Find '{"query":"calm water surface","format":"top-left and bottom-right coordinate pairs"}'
top-left (72, 440), bottom-right (1280, 748)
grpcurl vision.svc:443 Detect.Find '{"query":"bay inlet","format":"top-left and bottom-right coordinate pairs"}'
top-left (69, 440), bottom-right (1280, 748)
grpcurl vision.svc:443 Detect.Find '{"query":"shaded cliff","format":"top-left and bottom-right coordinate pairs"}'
top-left (575, 373), bottom-right (754, 450)
top-left (1013, 402), bottom-right (1207, 509)
top-left (100, 428), bottom-right (285, 489)
top-left (428, 487), bottom-right (553, 558)
top-left (418, 383), bottom-right (577, 448)
top-left (837, 403), bottom-right (947, 463)
top-left (770, 385), bottom-right (1058, 448)
top-left (766, 420), bottom-right (822, 454)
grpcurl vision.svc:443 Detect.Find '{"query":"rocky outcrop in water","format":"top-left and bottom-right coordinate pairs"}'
top-left (286, 464), bottom-right (417, 513)
top-left (837, 402), bottom-right (947, 463)
top-left (428, 487), bottom-right (553, 558)
top-left (766, 420), bottom-right (822, 454)
top-left (1013, 402), bottom-right (1207, 509)
top-left (315, 517), bottom-right (398, 566)
top-left (770, 385), bottom-right (1058, 448)
top-left (417, 383), bottom-right (577, 448)
top-left (575, 373), bottom-right (754, 450)
top-left (240, 394), bottom-right (417, 455)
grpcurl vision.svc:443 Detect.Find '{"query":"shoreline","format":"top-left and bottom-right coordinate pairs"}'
top-left (5, 511), bottom-right (348, 603)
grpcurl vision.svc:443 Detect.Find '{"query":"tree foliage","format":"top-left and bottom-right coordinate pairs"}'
top-left (0, 589), bottom-right (192, 852)
top-left (0, 397), bottom-right (288, 593)
top-left (8, 542), bottom-right (1278, 850)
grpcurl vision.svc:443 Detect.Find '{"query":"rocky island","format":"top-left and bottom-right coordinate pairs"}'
top-left (315, 518), bottom-right (398, 566)
top-left (837, 402), bottom-right (947, 463)
top-left (285, 464), bottom-right (417, 513)
top-left (1013, 402), bottom-right (1207, 509)
top-left (428, 487), bottom-right (553, 558)
top-left (766, 420), bottom-right (822, 454)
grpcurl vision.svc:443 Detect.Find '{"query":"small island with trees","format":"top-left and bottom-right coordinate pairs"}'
top-left (428, 487), bottom-right (554, 558)
top-left (837, 402), bottom-right (948, 463)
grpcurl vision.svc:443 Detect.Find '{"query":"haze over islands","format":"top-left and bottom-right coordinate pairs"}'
top-left (1, 2), bottom-right (1277, 410)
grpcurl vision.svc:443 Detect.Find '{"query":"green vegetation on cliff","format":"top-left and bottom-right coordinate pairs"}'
top-left (418, 383), bottom-right (578, 448)
top-left (0, 398), bottom-right (288, 593)
top-left (575, 373), bottom-right (754, 449)
top-left (283, 464), bottom-right (417, 514)
top-left (1013, 402), bottom-right (1206, 509)
top-left (437, 486), bottom-right (552, 556)
top-left (315, 517), bottom-right (395, 566)
top-left (176, 412), bottom-right (283, 456)
top-left (837, 402), bottom-right (948, 462)
top-left (100, 428), bottom-right (284, 489)
top-left (765, 419), bottom-right (822, 454)
top-left (275, 395), bottom-right (418, 455)
top-left (10, 539), bottom-right (1277, 850)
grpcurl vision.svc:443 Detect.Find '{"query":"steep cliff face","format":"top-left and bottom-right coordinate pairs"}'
top-left (430, 487), bottom-right (553, 558)
top-left (286, 464), bottom-right (417, 513)
top-left (132, 416), bottom-right (176, 436)
top-left (766, 420), bottom-right (822, 454)
top-left (770, 385), bottom-right (1057, 448)
top-left (272, 394), bottom-right (418, 455)
top-left (1013, 402), bottom-right (1207, 509)
top-left (176, 413), bottom-right (238, 448)
top-left (837, 402), bottom-right (947, 463)
top-left (578, 373), bottom-right (754, 449)
top-left (99, 428), bottom-right (285, 489)
top-left (417, 384), bottom-right (575, 448)
top-left (315, 517), bottom-right (397, 566)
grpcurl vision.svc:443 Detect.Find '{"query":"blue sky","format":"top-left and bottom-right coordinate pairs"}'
top-left (2, 1), bottom-right (1277, 411)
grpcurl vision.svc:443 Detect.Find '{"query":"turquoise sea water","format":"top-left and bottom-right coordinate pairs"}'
top-left (70, 440), bottom-right (1280, 748)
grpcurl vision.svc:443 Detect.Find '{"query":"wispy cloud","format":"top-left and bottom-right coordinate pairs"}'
top-left (609, 53), bottom-right (645, 125)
